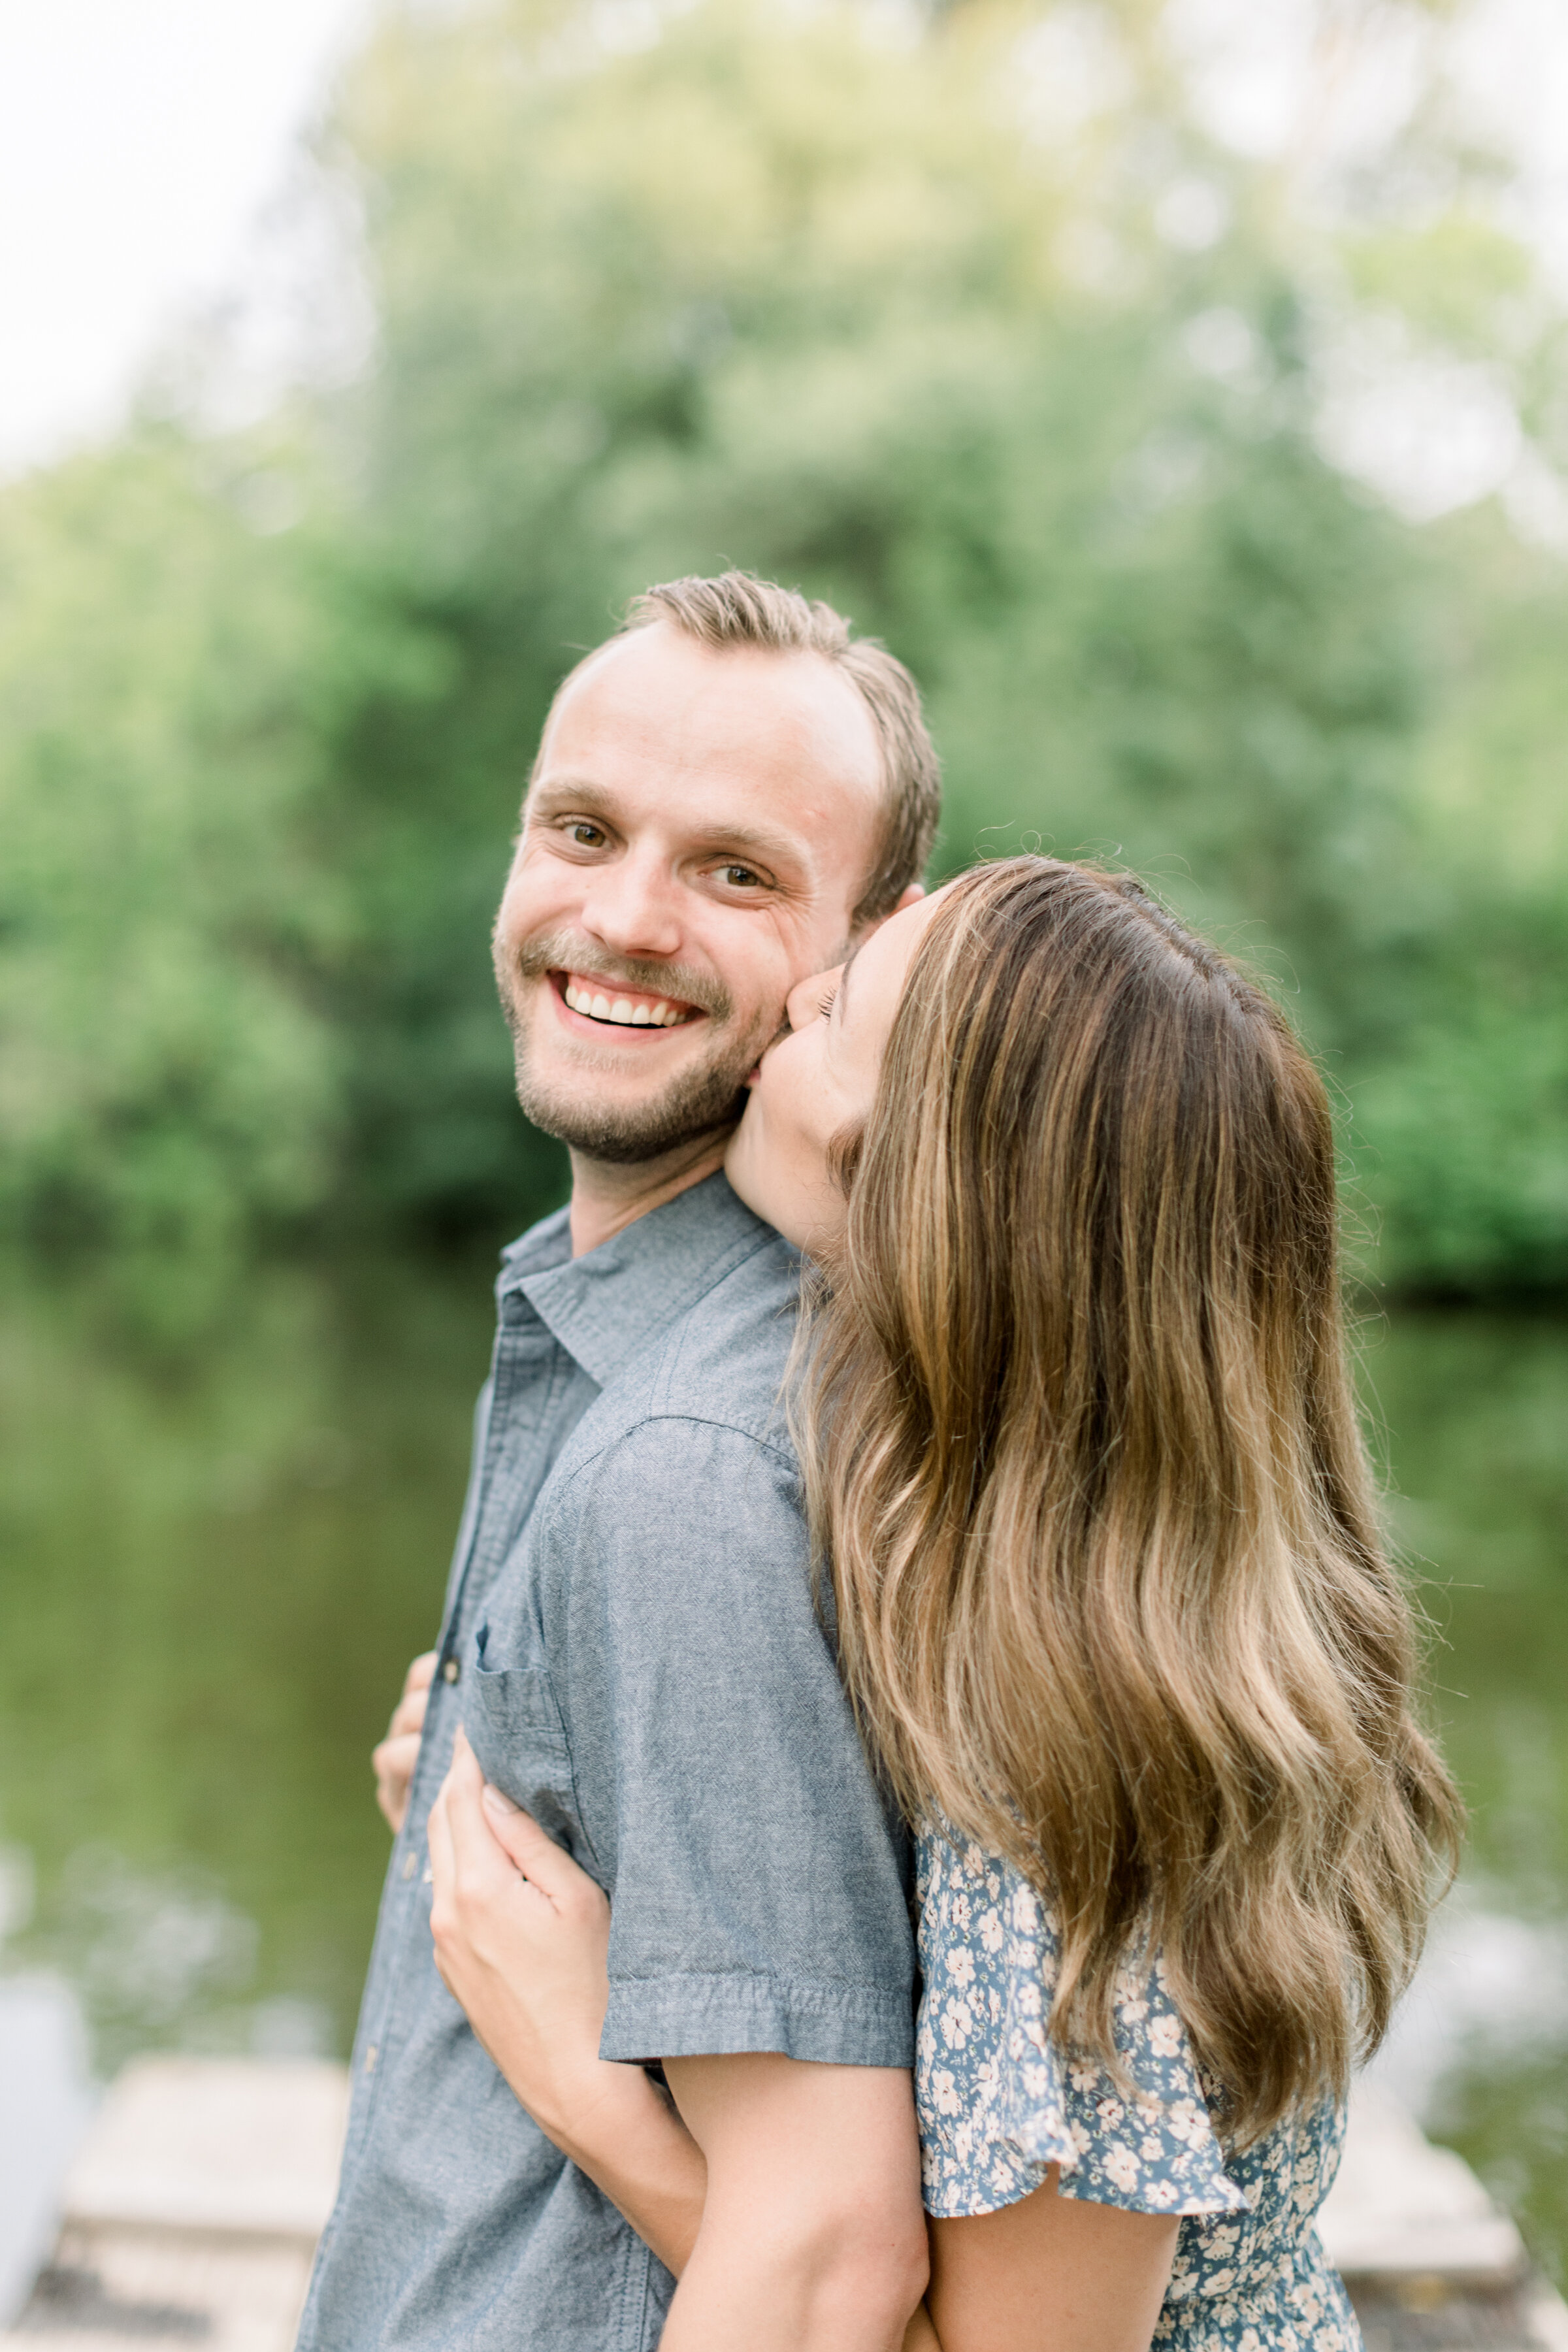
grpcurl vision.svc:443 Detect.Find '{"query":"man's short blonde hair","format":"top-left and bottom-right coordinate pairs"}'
top-left (542, 571), bottom-right (941, 927)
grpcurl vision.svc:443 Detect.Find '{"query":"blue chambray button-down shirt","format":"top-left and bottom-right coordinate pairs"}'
top-left (295, 1171), bottom-right (915, 2352)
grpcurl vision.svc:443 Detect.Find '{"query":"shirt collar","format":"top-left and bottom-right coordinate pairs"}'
top-left (499, 1169), bottom-right (782, 1390)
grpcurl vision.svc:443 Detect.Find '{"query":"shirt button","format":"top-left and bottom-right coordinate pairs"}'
top-left (402, 1850), bottom-right (417, 1880)
top-left (364, 2044), bottom-right (378, 2075)
top-left (442, 1658), bottom-right (460, 1684)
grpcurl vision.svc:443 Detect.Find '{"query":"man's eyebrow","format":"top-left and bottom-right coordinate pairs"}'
top-left (693, 819), bottom-right (805, 869)
top-left (527, 772), bottom-right (614, 810)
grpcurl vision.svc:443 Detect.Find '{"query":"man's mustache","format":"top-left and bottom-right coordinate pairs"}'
top-left (507, 931), bottom-right (733, 1024)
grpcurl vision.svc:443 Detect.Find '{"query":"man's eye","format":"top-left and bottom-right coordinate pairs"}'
top-left (717, 864), bottom-right (764, 890)
top-left (565, 821), bottom-right (606, 847)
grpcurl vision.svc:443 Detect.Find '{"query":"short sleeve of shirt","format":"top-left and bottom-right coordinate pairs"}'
top-left (546, 1415), bottom-right (916, 2071)
top-left (915, 1823), bottom-right (1249, 2221)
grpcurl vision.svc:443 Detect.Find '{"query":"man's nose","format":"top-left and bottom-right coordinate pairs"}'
top-left (579, 850), bottom-right (683, 963)
top-left (785, 966), bottom-right (842, 1033)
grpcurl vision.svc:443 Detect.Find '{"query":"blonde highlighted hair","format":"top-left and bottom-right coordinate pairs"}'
top-left (798, 857), bottom-right (1460, 2142)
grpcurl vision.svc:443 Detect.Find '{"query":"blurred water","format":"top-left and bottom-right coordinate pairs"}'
top-left (0, 1264), bottom-right (1564, 2275)
top-left (1355, 1311), bottom-right (1568, 2279)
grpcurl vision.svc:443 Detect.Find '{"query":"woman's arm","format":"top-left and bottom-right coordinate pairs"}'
top-left (429, 1737), bottom-right (1166, 2352)
top-left (427, 1730), bottom-right (708, 2274)
top-left (926, 2172), bottom-right (1178, 2352)
top-left (431, 1739), bottom-right (944, 2344)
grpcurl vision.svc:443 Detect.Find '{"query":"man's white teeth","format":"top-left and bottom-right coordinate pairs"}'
top-left (563, 981), bottom-right (688, 1027)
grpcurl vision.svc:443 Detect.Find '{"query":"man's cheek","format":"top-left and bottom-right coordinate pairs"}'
top-left (502, 849), bottom-right (578, 936)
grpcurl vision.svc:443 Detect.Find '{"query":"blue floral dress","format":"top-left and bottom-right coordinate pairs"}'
top-left (915, 1822), bottom-right (1362, 2352)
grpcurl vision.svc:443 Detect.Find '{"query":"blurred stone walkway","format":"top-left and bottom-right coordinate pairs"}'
top-left (2, 2057), bottom-right (347, 2350)
top-left (1318, 2086), bottom-right (1568, 2352)
top-left (4, 2056), bottom-right (1566, 2349)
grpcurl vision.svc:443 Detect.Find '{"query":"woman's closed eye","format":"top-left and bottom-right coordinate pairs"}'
top-left (817, 987), bottom-right (838, 1021)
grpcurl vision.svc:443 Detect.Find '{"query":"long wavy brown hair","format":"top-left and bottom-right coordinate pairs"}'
top-left (797, 857), bottom-right (1460, 2142)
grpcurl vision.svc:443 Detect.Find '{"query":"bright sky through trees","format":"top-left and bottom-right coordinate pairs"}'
top-left (2, 0), bottom-right (1567, 523)
top-left (0, 0), bottom-right (368, 472)
top-left (2, 0), bottom-right (1567, 495)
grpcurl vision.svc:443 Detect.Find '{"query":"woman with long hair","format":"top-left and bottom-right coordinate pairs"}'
top-left (429, 857), bottom-right (1460, 2352)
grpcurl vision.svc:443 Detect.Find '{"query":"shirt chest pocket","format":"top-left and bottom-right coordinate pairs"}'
top-left (463, 1625), bottom-right (589, 1867)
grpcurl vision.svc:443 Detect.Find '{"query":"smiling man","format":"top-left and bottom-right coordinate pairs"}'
top-left (297, 574), bottom-right (941, 2352)
top-left (490, 599), bottom-right (925, 1251)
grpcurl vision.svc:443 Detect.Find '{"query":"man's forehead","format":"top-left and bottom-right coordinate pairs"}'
top-left (544, 625), bottom-right (879, 776)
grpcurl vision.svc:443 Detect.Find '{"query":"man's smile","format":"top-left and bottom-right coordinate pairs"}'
top-left (549, 970), bottom-right (706, 1035)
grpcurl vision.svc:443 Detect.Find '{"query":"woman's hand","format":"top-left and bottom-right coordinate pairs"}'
top-left (427, 1729), bottom-right (708, 2275)
top-left (427, 1727), bottom-right (618, 2147)
top-left (374, 1650), bottom-right (436, 1833)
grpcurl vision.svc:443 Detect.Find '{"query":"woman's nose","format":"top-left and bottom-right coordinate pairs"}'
top-left (785, 966), bottom-right (842, 1033)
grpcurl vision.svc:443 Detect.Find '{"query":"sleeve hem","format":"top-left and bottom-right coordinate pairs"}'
top-left (602, 1972), bottom-right (915, 2068)
top-left (926, 2168), bottom-right (1249, 2219)
top-left (1056, 2170), bottom-right (1249, 2217)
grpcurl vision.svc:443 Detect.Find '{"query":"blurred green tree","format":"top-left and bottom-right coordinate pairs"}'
top-left (0, 431), bottom-right (342, 1261)
top-left (0, 0), bottom-right (1563, 1292)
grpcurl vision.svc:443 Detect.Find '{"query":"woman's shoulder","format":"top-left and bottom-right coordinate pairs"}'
top-left (915, 1819), bottom-right (1252, 2223)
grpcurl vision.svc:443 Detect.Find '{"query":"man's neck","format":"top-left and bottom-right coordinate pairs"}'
top-left (568, 1130), bottom-right (734, 1258)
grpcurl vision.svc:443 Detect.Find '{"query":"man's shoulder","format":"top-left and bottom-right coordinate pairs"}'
top-left (643, 1220), bottom-right (802, 1439)
top-left (553, 1222), bottom-right (802, 1499)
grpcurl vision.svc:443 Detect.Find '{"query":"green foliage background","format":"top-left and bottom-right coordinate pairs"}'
top-left (3, 0), bottom-right (1565, 1294)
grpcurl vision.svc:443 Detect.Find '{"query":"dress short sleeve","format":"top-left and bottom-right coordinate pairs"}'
top-left (915, 1821), bottom-right (1252, 2221)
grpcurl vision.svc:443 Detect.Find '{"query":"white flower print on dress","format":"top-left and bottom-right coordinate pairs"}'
top-left (914, 1818), bottom-right (1361, 2352)
top-left (940, 1996), bottom-right (973, 2050)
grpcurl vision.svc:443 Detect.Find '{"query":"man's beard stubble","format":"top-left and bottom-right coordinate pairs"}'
top-left (495, 928), bottom-right (770, 1167)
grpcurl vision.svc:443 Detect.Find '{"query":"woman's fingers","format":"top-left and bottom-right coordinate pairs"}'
top-left (441, 1731), bottom-right (548, 1907)
top-left (373, 1651), bottom-right (440, 1831)
top-left (390, 1652), bottom-right (437, 1739)
top-left (426, 1780), bottom-right (457, 1958)
top-left (373, 1729), bottom-right (422, 1833)
top-left (389, 1683), bottom-right (431, 1741)
top-left (479, 1785), bottom-right (602, 1912)
top-left (444, 1731), bottom-right (604, 1918)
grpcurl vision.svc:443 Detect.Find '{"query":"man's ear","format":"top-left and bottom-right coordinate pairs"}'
top-left (849, 880), bottom-right (926, 949)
